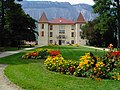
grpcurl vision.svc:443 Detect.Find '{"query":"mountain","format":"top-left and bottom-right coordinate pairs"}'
top-left (18, 1), bottom-right (97, 21)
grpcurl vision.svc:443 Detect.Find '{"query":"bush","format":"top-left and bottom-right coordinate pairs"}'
top-left (22, 47), bottom-right (120, 81)
top-left (44, 50), bottom-right (120, 81)
top-left (44, 54), bottom-right (78, 74)
top-left (22, 48), bottom-right (49, 59)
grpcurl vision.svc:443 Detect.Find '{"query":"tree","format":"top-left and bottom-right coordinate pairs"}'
top-left (0, 0), bottom-right (37, 47)
top-left (92, 0), bottom-right (120, 48)
top-left (82, 0), bottom-right (119, 47)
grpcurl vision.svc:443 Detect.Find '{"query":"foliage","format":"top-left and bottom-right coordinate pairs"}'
top-left (1, 46), bottom-right (120, 90)
top-left (49, 50), bottom-right (60, 57)
top-left (74, 53), bottom-right (97, 77)
top-left (3, 55), bottom-right (120, 90)
top-left (44, 48), bottom-right (120, 81)
top-left (22, 48), bottom-right (49, 59)
top-left (81, 0), bottom-right (119, 47)
top-left (44, 54), bottom-right (78, 75)
top-left (0, 0), bottom-right (37, 47)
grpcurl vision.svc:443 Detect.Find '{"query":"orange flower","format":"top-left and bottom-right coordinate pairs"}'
top-left (95, 78), bottom-right (101, 81)
top-left (109, 43), bottom-right (113, 48)
top-left (32, 52), bottom-right (38, 56)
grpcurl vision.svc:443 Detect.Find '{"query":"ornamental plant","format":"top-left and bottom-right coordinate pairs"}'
top-left (22, 48), bottom-right (49, 59)
top-left (22, 51), bottom-right (38, 59)
top-left (44, 54), bottom-right (65, 71)
top-left (37, 49), bottom-right (49, 59)
top-left (44, 53), bottom-right (78, 74)
top-left (22, 47), bottom-right (120, 81)
top-left (49, 50), bottom-right (60, 56)
top-left (89, 50), bottom-right (120, 80)
top-left (74, 52), bottom-right (97, 77)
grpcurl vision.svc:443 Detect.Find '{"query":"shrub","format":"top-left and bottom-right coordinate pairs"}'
top-left (22, 47), bottom-right (120, 81)
top-left (44, 51), bottom-right (120, 80)
top-left (49, 50), bottom-right (60, 56)
top-left (22, 48), bottom-right (49, 59)
top-left (37, 49), bottom-right (49, 59)
top-left (74, 52), bottom-right (97, 77)
top-left (44, 54), bottom-right (78, 74)
top-left (22, 51), bottom-right (38, 59)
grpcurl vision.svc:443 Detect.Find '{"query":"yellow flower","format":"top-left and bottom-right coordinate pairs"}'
top-left (111, 76), bottom-right (116, 79)
top-left (118, 75), bottom-right (120, 80)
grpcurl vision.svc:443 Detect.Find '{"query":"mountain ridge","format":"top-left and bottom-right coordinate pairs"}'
top-left (18, 1), bottom-right (97, 21)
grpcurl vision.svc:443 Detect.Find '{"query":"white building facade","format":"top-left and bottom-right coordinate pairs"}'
top-left (38, 12), bottom-right (87, 46)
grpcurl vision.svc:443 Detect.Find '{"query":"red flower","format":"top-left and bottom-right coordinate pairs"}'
top-left (49, 50), bottom-right (60, 56)
top-left (111, 51), bottom-right (120, 56)
top-left (32, 52), bottom-right (38, 57)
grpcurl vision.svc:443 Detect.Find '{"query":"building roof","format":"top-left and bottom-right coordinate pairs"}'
top-left (39, 12), bottom-right (86, 24)
top-left (39, 12), bottom-right (48, 22)
top-left (49, 18), bottom-right (75, 24)
top-left (76, 13), bottom-right (86, 23)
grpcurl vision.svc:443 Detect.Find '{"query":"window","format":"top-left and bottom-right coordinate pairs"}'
top-left (71, 25), bottom-right (75, 30)
top-left (50, 40), bottom-right (53, 44)
top-left (59, 25), bottom-right (65, 29)
top-left (50, 25), bottom-right (53, 30)
top-left (80, 24), bottom-right (82, 29)
top-left (59, 35), bottom-right (65, 39)
top-left (71, 40), bottom-right (74, 44)
top-left (41, 31), bottom-right (44, 37)
top-left (62, 40), bottom-right (65, 44)
top-left (42, 24), bottom-right (44, 29)
top-left (71, 32), bottom-right (74, 37)
top-left (50, 32), bottom-right (53, 37)
top-left (59, 30), bottom-right (65, 34)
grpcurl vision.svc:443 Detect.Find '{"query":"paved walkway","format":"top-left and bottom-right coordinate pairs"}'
top-left (0, 45), bottom-right (42, 90)
top-left (0, 46), bottom-right (41, 58)
top-left (81, 45), bottom-right (109, 51)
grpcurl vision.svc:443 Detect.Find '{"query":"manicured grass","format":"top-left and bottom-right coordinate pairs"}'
top-left (42, 46), bottom-right (106, 61)
top-left (0, 47), bottom-right (23, 52)
top-left (1, 46), bottom-right (119, 90)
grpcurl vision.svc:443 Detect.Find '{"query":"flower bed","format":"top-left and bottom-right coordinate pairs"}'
top-left (44, 54), bottom-right (78, 74)
top-left (22, 48), bottom-right (49, 59)
top-left (44, 50), bottom-right (120, 81)
top-left (22, 48), bottom-right (120, 81)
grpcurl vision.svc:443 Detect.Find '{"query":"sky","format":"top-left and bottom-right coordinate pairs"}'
top-left (26, 0), bottom-right (95, 5)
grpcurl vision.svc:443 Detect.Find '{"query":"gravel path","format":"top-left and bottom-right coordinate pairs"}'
top-left (0, 64), bottom-right (22, 90)
top-left (0, 46), bottom-right (43, 90)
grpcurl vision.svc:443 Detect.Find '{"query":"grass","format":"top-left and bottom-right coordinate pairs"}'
top-left (42, 46), bottom-right (106, 61)
top-left (1, 46), bottom-right (120, 90)
top-left (0, 47), bottom-right (23, 52)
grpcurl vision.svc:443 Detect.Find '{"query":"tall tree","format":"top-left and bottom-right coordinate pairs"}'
top-left (92, 0), bottom-right (120, 48)
top-left (81, 0), bottom-right (119, 47)
top-left (0, 0), bottom-right (37, 46)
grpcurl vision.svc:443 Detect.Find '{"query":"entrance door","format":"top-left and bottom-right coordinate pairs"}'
top-left (59, 40), bottom-right (62, 45)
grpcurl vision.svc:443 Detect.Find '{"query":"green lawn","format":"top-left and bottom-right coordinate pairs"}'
top-left (42, 46), bottom-right (106, 61)
top-left (0, 47), bottom-right (23, 52)
top-left (1, 46), bottom-right (120, 90)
